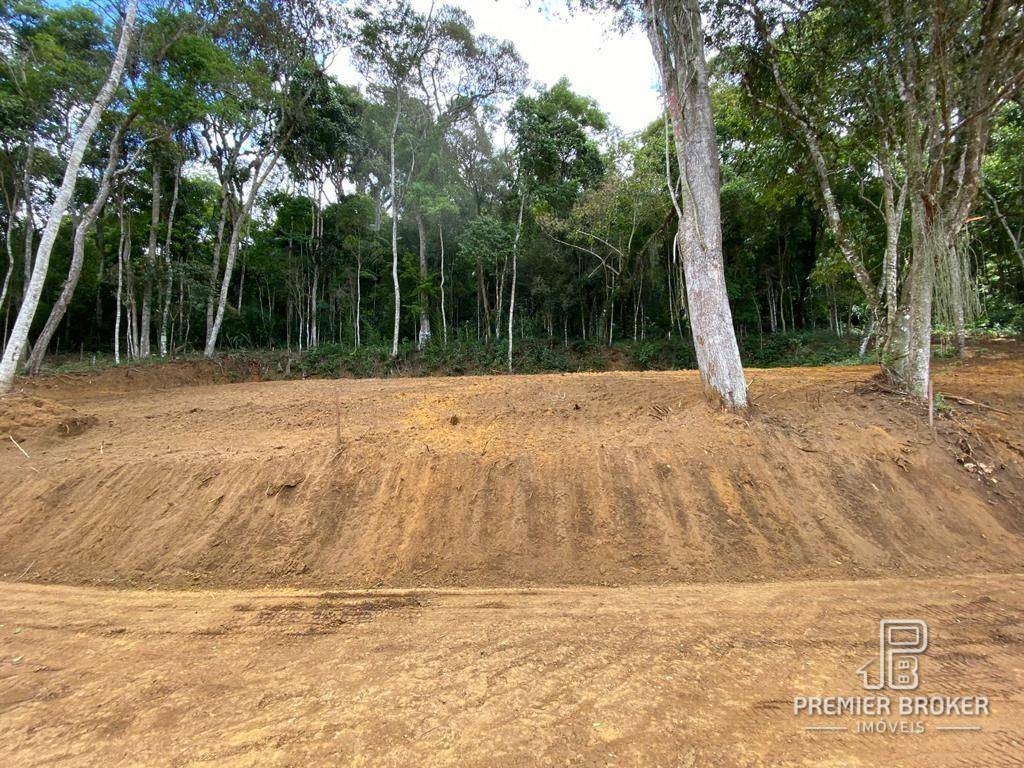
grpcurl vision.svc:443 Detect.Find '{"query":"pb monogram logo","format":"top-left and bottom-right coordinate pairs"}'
top-left (857, 619), bottom-right (929, 691)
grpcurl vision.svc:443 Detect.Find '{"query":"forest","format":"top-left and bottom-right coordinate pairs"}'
top-left (0, 0), bottom-right (1022, 400)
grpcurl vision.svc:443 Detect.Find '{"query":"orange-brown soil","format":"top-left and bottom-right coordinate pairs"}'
top-left (1, 576), bottom-right (1022, 767)
top-left (1, 345), bottom-right (1022, 766)
top-left (1, 344), bottom-right (1022, 588)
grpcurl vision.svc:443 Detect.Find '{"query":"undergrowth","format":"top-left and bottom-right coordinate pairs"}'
top-left (35, 329), bottom-right (1007, 382)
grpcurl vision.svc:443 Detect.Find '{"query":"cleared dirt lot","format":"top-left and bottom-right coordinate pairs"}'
top-left (1, 575), bottom-right (1022, 767)
top-left (0, 345), bottom-right (1022, 765)
top-left (1, 344), bottom-right (1023, 588)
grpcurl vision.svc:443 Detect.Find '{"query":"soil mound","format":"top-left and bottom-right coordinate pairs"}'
top-left (19, 357), bottom-right (267, 397)
top-left (1, 348), bottom-right (1022, 588)
top-left (0, 395), bottom-right (98, 440)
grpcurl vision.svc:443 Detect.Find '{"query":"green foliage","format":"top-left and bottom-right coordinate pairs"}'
top-left (458, 215), bottom-right (511, 271)
top-left (283, 66), bottom-right (364, 183)
top-left (133, 9), bottom-right (233, 136)
top-left (739, 331), bottom-right (863, 368)
top-left (509, 78), bottom-right (607, 214)
top-left (39, 331), bottom-right (871, 380)
top-left (977, 104), bottom-right (1024, 327)
top-left (5, 0), bottom-right (1020, 377)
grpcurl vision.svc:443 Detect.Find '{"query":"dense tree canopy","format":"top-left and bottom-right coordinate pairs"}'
top-left (0, 0), bottom-right (1021, 394)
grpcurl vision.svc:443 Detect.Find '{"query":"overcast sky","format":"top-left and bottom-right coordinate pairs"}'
top-left (329, 0), bottom-right (663, 135)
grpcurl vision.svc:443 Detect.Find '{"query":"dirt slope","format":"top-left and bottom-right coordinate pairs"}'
top-left (1, 344), bottom-right (1022, 588)
top-left (1, 576), bottom-right (1022, 767)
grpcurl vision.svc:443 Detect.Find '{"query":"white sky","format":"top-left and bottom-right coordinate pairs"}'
top-left (329, 0), bottom-right (663, 135)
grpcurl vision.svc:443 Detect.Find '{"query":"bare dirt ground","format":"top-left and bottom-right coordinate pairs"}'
top-left (1, 344), bottom-right (1022, 765)
top-left (1, 343), bottom-right (1023, 588)
top-left (1, 576), bottom-right (1022, 767)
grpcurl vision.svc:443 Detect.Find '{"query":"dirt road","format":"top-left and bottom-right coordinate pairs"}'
top-left (1, 575), bottom-right (1022, 767)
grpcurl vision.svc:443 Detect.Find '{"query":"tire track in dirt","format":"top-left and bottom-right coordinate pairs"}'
top-left (1, 575), bottom-right (1021, 767)
top-left (2, 356), bottom-right (1024, 588)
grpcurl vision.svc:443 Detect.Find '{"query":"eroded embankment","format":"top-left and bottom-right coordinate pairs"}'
top-left (1, 352), bottom-right (1022, 588)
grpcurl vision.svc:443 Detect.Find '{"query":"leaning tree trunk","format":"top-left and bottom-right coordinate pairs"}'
top-left (27, 129), bottom-right (125, 375)
top-left (985, 188), bottom-right (1024, 275)
top-left (645, 0), bottom-right (747, 408)
top-left (205, 150), bottom-right (282, 358)
top-left (0, 0), bottom-right (137, 392)
top-left (750, 2), bottom-right (882, 332)
top-left (205, 206), bottom-right (246, 358)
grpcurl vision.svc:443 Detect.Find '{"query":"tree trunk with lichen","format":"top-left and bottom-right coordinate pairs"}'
top-left (644, 0), bottom-right (747, 409)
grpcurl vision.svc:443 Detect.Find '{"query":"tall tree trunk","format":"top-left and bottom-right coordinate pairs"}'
top-left (355, 248), bottom-right (362, 348)
top-left (476, 253), bottom-right (491, 340)
top-left (947, 244), bottom-right (967, 359)
top-left (494, 253), bottom-right (507, 341)
top-left (206, 191), bottom-right (230, 341)
top-left (140, 161), bottom-right (160, 358)
top-left (507, 191), bottom-right (525, 371)
top-left (205, 208), bottom-right (245, 358)
top-left (389, 103), bottom-right (401, 358)
top-left (416, 210), bottom-right (431, 349)
top-left (0, 197), bottom-right (16, 313)
top-left (0, 0), bottom-right (137, 392)
top-left (310, 266), bottom-right (317, 348)
top-left (880, 153), bottom-right (906, 342)
top-left (905, 194), bottom-right (935, 401)
top-left (879, 0), bottom-right (1007, 398)
top-left (159, 164), bottom-right (181, 356)
top-left (439, 222), bottom-right (447, 345)
top-left (237, 255), bottom-right (246, 312)
top-left (645, 0), bottom-right (747, 408)
top-left (126, 223), bottom-right (139, 359)
top-left (94, 215), bottom-right (105, 332)
top-left (114, 207), bottom-right (126, 366)
top-left (21, 147), bottom-right (35, 298)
